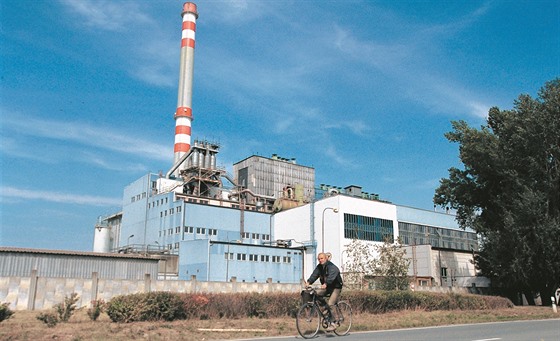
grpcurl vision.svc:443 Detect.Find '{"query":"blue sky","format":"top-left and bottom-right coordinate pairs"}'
top-left (1, 0), bottom-right (558, 251)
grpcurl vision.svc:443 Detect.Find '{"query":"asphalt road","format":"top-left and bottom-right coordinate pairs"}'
top-left (238, 319), bottom-right (560, 341)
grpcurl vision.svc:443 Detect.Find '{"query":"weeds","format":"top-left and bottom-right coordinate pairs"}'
top-left (55, 292), bottom-right (79, 322)
top-left (36, 311), bottom-right (59, 327)
top-left (0, 303), bottom-right (14, 323)
top-left (36, 293), bottom-right (79, 327)
top-left (87, 299), bottom-right (105, 321)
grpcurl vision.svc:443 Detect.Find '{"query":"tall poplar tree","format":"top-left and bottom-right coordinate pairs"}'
top-left (434, 79), bottom-right (560, 305)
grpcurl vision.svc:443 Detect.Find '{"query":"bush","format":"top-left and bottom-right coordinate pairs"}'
top-left (87, 299), bottom-right (106, 321)
top-left (106, 292), bottom-right (186, 323)
top-left (104, 290), bottom-right (514, 323)
top-left (36, 311), bottom-right (59, 327)
top-left (141, 292), bottom-right (186, 321)
top-left (344, 290), bottom-right (513, 314)
top-left (54, 292), bottom-right (79, 322)
top-left (0, 303), bottom-right (14, 323)
top-left (106, 294), bottom-right (144, 323)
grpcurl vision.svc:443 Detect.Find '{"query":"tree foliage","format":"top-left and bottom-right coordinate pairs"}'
top-left (373, 239), bottom-right (410, 291)
top-left (343, 238), bottom-right (410, 290)
top-left (434, 78), bottom-right (560, 304)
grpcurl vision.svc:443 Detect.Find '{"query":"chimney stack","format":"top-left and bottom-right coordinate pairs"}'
top-left (173, 2), bottom-right (198, 173)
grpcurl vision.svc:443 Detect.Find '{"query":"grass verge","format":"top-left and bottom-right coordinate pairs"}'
top-left (0, 306), bottom-right (557, 341)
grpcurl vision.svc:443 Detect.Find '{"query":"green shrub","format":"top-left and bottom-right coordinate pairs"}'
top-left (87, 299), bottom-right (105, 321)
top-left (36, 311), bottom-right (59, 327)
top-left (107, 292), bottom-right (186, 323)
top-left (344, 290), bottom-right (513, 314)
top-left (53, 292), bottom-right (79, 322)
top-left (106, 293), bottom-right (144, 323)
top-left (104, 290), bottom-right (514, 323)
top-left (141, 292), bottom-right (186, 321)
top-left (0, 303), bottom-right (14, 322)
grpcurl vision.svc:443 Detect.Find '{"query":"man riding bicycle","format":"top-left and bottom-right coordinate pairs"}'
top-left (305, 252), bottom-right (343, 331)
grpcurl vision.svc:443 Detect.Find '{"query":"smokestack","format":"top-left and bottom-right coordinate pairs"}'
top-left (174, 2), bottom-right (198, 172)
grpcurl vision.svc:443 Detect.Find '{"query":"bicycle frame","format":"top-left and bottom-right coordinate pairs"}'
top-left (296, 287), bottom-right (352, 338)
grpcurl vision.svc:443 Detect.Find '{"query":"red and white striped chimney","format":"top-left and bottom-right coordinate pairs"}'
top-left (174, 2), bottom-right (198, 170)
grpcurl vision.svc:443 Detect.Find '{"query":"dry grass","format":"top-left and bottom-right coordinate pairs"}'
top-left (0, 306), bottom-right (557, 341)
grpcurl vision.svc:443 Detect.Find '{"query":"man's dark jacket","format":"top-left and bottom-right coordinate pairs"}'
top-left (307, 261), bottom-right (343, 291)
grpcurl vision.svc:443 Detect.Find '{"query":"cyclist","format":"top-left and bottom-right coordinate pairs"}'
top-left (305, 252), bottom-right (343, 331)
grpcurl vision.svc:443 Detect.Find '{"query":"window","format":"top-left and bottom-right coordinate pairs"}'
top-left (167, 244), bottom-right (172, 250)
top-left (174, 242), bottom-right (180, 249)
top-left (170, 208), bottom-right (174, 215)
top-left (262, 234), bottom-right (270, 241)
top-left (343, 213), bottom-right (394, 242)
top-left (196, 227), bottom-right (206, 234)
top-left (441, 267), bottom-right (448, 277)
top-left (175, 226), bottom-right (181, 233)
top-left (224, 252), bottom-right (234, 260)
top-left (242, 232), bottom-right (250, 239)
top-left (185, 226), bottom-right (194, 233)
top-left (177, 206), bottom-right (182, 213)
top-left (283, 256), bottom-right (291, 263)
top-left (168, 228), bottom-right (173, 235)
top-left (209, 229), bottom-right (217, 236)
top-left (272, 256), bottom-right (280, 263)
top-left (249, 254), bottom-right (258, 262)
top-left (261, 255), bottom-right (269, 262)
top-left (252, 233), bottom-right (259, 239)
top-left (237, 253), bottom-right (247, 261)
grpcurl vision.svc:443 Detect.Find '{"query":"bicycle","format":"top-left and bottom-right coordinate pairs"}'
top-left (296, 286), bottom-right (352, 339)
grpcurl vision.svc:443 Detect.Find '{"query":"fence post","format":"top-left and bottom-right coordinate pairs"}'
top-left (91, 272), bottom-right (99, 306)
top-left (144, 274), bottom-right (151, 293)
top-left (27, 269), bottom-right (38, 310)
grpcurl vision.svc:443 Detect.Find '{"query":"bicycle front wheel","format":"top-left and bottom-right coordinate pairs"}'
top-left (296, 303), bottom-right (320, 339)
top-left (333, 301), bottom-right (352, 336)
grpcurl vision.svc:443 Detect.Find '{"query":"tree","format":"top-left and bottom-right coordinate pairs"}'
top-left (434, 79), bottom-right (560, 305)
top-left (343, 238), bottom-right (410, 291)
top-left (373, 239), bottom-right (410, 291)
top-left (343, 238), bottom-right (376, 289)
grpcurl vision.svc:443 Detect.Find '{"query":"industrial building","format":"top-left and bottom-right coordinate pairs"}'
top-left (92, 2), bottom-right (488, 289)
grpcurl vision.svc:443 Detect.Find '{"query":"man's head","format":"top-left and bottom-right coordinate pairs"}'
top-left (317, 253), bottom-right (328, 265)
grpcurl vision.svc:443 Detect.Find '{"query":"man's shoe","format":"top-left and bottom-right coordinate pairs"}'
top-left (326, 323), bottom-right (337, 332)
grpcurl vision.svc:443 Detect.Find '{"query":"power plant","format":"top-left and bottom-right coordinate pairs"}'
top-left (0, 2), bottom-right (487, 294)
top-left (86, 2), bottom-right (484, 288)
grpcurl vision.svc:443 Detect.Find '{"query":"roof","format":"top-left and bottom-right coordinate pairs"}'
top-left (0, 246), bottom-right (157, 260)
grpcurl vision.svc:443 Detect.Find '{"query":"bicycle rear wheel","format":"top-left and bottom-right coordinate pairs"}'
top-left (333, 301), bottom-right (352, 336)
top-left (296, 303), bottom-right (320, 339)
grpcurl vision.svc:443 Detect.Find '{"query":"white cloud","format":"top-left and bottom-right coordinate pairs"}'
top-left (2, 112), bottom-right (170, 164)
top-left (59, 0), bottom-right (153, 32)
top-left (1, 186), bottom-right (122, 207)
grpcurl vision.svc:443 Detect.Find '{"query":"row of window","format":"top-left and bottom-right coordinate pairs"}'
top-left (147, 197), bottom-right (169, 208)
top-left (343, 213), bottom-right (394, 242)
top-left (130, 192), bottom-right (147, 203)
top-left (158, 226), bottom-right (271, 241)
top-left (225, 252), bottom-right (292, 263)
top-left (158, 206), bottom-right (182, 217)
top-left (398, 222), bottom-right (478, 252)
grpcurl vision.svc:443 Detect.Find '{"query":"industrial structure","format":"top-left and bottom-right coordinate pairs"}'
top-left (91, 2), bottom-right (487, 289)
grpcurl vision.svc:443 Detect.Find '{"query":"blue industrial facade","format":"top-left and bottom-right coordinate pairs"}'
top-left (117, 173), bottom-right (304, 283)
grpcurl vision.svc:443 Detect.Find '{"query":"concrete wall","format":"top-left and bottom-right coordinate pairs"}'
top-left (0, 273), bottom-right (301, 311)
